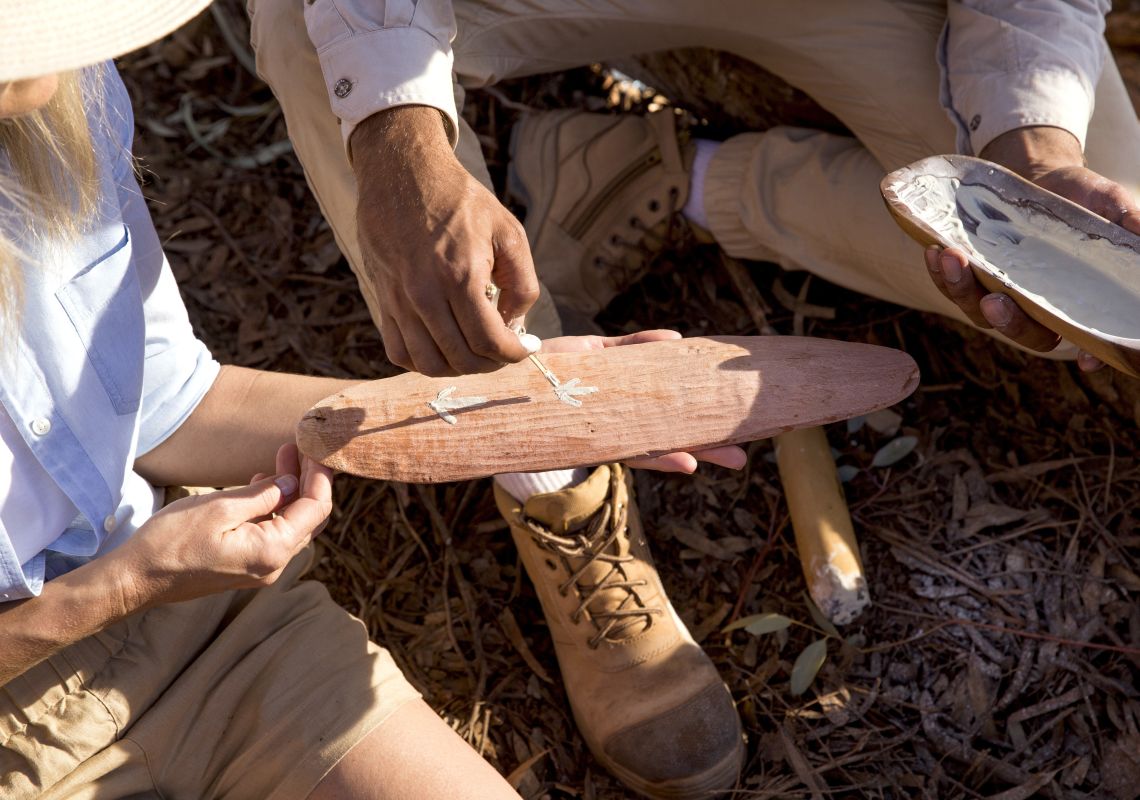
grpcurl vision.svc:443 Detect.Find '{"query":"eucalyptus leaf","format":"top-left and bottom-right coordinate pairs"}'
top-left (871, 435), bottom-right (918, 468)
top-left (836, 464), bottom-right (860, 483)
top-left (846, 415), bottom-right (866, 434)
top-left (744, 614), bottom-right (793, 636)
top-left (723, 612), bottom-right (792, 635)
top-left (790, 638), bottom-right (829, 695)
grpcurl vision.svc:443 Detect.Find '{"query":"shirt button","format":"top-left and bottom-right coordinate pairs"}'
top-left (333, 78), bottom-right (353, 98)
top-left (30, 417), bottom-right (51, 436)
top-left (103, 514), bottom-right (118, 533)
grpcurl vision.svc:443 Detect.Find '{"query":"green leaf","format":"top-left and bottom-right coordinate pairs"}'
top-left (836, 464), bottom-right (860, 483)
top-left (746, 613), bottom-right (793, 635)
top-left (723, 612), bottom-right (792, 635)
top-left (790, 638), bottom-right (829, 696)
top-left (871, 435), bottom-right (918, 468)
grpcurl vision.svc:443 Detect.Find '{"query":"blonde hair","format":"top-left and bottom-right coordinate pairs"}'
top-left (0, 70), bottom-right (101, 321)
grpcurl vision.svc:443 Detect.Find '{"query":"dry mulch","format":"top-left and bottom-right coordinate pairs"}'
top-left (119, 3), bottom-right (1140, 797)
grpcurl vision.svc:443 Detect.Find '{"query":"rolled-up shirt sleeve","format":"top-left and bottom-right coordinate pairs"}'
top-left (939, 0), bottom-right (1111, 155)
top-left (305, 0), bottom-right (458, 152)
top-left (117, 174), bottom-right (220, 457)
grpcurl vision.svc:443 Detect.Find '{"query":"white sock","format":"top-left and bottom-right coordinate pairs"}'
top-left (681, 138), bottom-right (721, 231)
top-left (495, 468), bottom-right (589, 503)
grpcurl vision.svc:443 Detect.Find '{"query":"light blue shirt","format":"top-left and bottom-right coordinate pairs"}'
top-left (0, 66), bottom-right (220, 601)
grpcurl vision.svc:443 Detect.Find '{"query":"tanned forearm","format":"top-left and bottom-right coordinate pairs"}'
top-left (0, 557), bottom-right (132, 687)
top-left (980, 126), bottom-right (1085, 181)
top-left (349, 105), bottom-right (452, 177)
top-left (134, 365), bottom-right (357, 488)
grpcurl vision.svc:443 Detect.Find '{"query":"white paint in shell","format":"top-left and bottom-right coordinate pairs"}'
top-left (896, 173), bottom-right (1140, 342)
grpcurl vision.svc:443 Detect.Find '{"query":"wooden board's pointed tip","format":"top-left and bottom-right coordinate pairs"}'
top-left (903, 363), bottom-right (922, 395)
top-left (864, 346), bottom-right (920, 403)
top-left (296, 407), bottom-right (334, 464)
top-left (893, 353), bottom-right (922, 396)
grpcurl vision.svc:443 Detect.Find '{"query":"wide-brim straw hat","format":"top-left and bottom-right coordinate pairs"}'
top-left (0, 0), bottom-right (213, 81)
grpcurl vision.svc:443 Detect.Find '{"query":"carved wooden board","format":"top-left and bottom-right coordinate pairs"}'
top-left (296, 336), bottom-right (919, 483)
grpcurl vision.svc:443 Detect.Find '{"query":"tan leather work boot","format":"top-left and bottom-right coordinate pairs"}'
top-left (508, 110), bottom-right (704, 318)
top-left (495, 464), bottom-right (744, 799)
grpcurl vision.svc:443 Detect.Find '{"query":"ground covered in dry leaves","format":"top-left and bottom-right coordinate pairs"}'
top-left (120, 3), bottom-right (1140, 797)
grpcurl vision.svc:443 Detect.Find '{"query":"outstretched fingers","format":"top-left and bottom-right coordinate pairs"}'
top-left (601, 329), bottom-right (682, 348)
top-left (625, 445), bottom-right (747, 473)
top-left (691, 445), bottom-right (749, 470)
top-left (625, 452), bottom-right (699, 473)
top-left (539, 329), bottom-right (681, 355)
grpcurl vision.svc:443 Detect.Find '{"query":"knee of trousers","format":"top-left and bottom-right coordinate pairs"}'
top-left (246, 0), bottom-right (313, 90)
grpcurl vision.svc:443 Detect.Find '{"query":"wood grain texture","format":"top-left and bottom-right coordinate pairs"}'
top-left (297, 336), bottom-right (919, 483)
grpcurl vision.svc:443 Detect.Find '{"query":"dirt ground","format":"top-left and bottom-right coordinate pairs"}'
top-left (120, 3), bottom-right (1140, 797)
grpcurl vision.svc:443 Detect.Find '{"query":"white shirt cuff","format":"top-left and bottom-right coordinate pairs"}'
top-left (314, 25), bottom-right (459, 154)
top-left (955, 70), bottom-right (1096, 156)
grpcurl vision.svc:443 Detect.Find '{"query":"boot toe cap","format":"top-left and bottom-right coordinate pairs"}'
top-left (602, 681), bottom-right (743, 798)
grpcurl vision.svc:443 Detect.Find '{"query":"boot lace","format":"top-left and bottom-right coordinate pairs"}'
top-left (520, 472), bottom-right (661, 648)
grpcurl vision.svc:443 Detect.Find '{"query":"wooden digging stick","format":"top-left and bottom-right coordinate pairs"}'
top-left (721, 253), bottom-right (870, 625)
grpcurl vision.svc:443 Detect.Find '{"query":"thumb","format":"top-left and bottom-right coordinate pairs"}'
top-left (212, 474), bottom-right (299, 526)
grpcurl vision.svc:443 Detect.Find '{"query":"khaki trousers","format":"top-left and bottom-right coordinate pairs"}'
top-left (0, 549), bottom-right (420, 799)
top-left (247, 0), bottom-right (1140, 341)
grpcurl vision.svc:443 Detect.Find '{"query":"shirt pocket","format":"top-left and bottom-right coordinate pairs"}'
top-left (56, 226), bottom-right (144, 415)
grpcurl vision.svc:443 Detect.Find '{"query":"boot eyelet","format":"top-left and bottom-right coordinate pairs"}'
top-left (648, 199), bottom-right (660, 212)
top-left (610, 234), bottom-right (621, 245)
top-left (629, 216), bottom-right (642, 228)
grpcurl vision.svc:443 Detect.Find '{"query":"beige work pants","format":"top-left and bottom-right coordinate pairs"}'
top-left (0, 548), bottom-right (420, 799)
top-left (247, 0), bottom-right (1140, 341)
